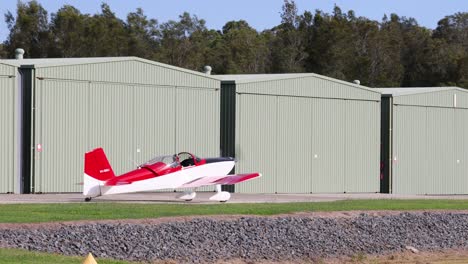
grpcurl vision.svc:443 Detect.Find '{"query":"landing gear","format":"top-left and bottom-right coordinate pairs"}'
top-left (209, 184), bottom-right (231, 202)
top-left (84, 197), bottom-right (92, 202)
top-left (177, 191), bottom-right (197, 201)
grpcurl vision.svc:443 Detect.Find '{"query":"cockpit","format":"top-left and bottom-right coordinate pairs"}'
top-left (141, 155), bottom-right (178, 167)
top-left (140, 152), bottom-right (201, 169)
top-left (176, 152), bottom-right (201, 167)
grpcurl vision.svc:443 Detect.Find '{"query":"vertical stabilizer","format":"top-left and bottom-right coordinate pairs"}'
top-left (84, 148), bottom-right (115, 180)
top-left (83, 148), bottom-right (115, 196)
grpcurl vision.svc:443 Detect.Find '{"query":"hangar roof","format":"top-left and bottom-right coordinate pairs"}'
top-left (0, 56), bottom-right (216, 80)
top-left (216, 73), bottom-right (381, 101)
top-left (216, 73), bottom-right (380, 95)
top-left (216, 73), bottom-right (312, 82)
top-left (0, 57), bottom-right (125, 67)
top-left (375, 87), bottom-right (468, 108)
top-left (374, 87), bottom-right (465, 96)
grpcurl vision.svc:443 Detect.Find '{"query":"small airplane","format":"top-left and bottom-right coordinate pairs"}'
top-left (83, 148), bottom-right (261, 202)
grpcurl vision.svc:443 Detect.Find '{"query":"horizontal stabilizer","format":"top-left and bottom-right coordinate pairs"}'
top-left (181, 173), bottom-right (261, 188)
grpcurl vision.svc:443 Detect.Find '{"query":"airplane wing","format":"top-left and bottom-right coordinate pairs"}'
top-left (180, 173), bottom-right (261, 188)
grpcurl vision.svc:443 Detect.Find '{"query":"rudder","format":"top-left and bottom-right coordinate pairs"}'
top-left (84, 148), bottom-right (115, 181)
top-left (83, 148), bottom-right (115, 197)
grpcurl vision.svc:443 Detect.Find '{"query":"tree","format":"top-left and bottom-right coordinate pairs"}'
top-left (155, 12), bottom-right (209, 70)
top-left (81, 3), bottom-right (129, 57)
top-left (398, 17), bottom-right (433, 86)
top-left (301, 6), bottom-right (377, 84)
top-left (0, 44), bottom-right (7, 58)
top-left (126, 8), bottom-right (159, 58)
top-left (432, 13), bottom-right (468, 88)
top-left (49, 5), bottom-right (87, 57)
top-left (366, 14), bottom-right (405, 87)
top-left (211, 20), bottom-right (268, 74)
top-left (4, 0), bottom-right (50, 58)
top-left (270, 0), bottom-right (307, 73)
top-left (434, 13), bottom-right (468, 51)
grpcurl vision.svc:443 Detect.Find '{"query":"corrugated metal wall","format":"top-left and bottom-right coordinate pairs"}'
top-left (0, 63), bottom-right (16, 193)
top-left (175, 87), bottom-right (220, 157)
top-left (455, 109), bottom-right (468, 194)
top-left (276, 97), bottom-right (313, 193)
top-left (235, 79), bottom-right (380, 194)
top-left (392, 103), bottom-right (468, 194)
top-left (32, 60), bottom-right (220, 193)
top-left (392, 106), bottom-right (428, 194)
top-left (309, 98), bottom-right (346, 192)
top-left (345, 100), bottom-right (380, 192)
top-left (235, 95), bottom-right (277, 193)
top-left (426, 108), bottom-right (456, 194)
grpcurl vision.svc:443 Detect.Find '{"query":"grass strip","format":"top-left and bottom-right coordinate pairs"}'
top-left (0, 248), bottom-right (137, 264)
top-left (0, 199), bottom-right (467, 223)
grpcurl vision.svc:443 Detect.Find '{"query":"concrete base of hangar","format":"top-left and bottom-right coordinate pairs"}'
top-left (0, 192), bottom-right (467, 204)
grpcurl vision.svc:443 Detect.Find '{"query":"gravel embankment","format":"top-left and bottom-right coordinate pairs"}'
top-left (1, 212), bottom-right (468, 263)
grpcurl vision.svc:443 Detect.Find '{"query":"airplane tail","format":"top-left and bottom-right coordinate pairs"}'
top-left (83, 148), bottom-right (116, 197)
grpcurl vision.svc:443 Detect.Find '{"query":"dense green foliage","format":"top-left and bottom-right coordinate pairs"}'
top-left (0, 248), bottom-right (137, 264)
top-left (1, 1), bottom-right (467, 88)
top-left (0, 199), bottom-right (468, 223)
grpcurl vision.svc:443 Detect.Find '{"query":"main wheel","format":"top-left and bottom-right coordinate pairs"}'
top-left (84, 197), bottom-right (92, 202)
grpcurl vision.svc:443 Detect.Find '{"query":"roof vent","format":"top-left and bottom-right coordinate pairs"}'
top-left (15, 48), bottom-right (25, 59)
top-left (353, 80), bottom-right (360, 85)
top-left (203, 65), bottom-right (212, 75)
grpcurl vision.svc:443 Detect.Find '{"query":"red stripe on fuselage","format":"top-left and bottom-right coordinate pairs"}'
top-left (105, 162), bottom-right (183, 186)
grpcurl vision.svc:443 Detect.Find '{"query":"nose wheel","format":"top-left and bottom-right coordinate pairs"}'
top-left (84, 197), bottom-right (92, 202)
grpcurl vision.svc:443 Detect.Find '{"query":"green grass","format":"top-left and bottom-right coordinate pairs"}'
top-left (0, 199), bottom-right (467, 223)
top-left (0, 248), bottom-right (138, 264)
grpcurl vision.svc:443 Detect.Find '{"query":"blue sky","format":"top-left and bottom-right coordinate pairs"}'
top-left (0, 0), bottom-right (467, 41)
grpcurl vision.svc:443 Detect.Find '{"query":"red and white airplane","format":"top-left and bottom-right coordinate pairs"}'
top-left (83, 148), bottom-right (261, 202)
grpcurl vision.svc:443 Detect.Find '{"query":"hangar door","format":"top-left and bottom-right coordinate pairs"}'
top-left (0, 75), bottom-right (15, 193)
top-left (392, 105), bottom-right (468, 194)
top-left (32, 79), bottom-right (219, 193)
top-left (236, 94), bottom-right (380, 194)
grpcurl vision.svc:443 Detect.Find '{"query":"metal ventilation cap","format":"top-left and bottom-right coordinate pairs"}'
top-left (15, 48), bottom-right (25, 59)
top-left (353, 80), bottom-right (360, 85)
top-left (203, 65), bottom-right (212, 75)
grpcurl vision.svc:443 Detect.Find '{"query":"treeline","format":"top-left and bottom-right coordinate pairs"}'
top-left (0, 0), bottom-right (467, 88)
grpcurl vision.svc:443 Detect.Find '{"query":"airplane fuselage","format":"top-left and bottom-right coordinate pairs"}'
top-left (89, 160), bottom-right (235, 195)
top-left (83, 148), bottom-right (260, 202)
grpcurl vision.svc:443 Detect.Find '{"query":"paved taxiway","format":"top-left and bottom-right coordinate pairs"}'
top-left (0, 192), bottom-right (467, 204)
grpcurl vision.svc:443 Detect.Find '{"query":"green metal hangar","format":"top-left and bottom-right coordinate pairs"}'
top-left (377, 87), bottom-right (468, 195)
top-left (5, 55), bottom-right (465, 196)
top-left (0, 57), bottom-right (221, 194)
top-left (217, 74), bottom-right (381, 194)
